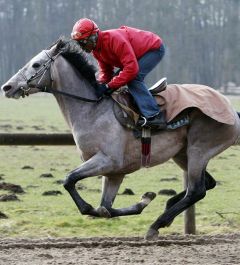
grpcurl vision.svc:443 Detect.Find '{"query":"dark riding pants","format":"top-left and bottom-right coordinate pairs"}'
top-left (127, 44), bottom-right (165, 118)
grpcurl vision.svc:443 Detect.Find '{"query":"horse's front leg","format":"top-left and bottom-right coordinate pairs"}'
top-left (97, 175), bottom-right (156, 218)
top-left (63, 151), bottom-right (114, 217)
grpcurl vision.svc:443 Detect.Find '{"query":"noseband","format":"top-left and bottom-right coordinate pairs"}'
top-left (19, 51), bottom-right (102, 103)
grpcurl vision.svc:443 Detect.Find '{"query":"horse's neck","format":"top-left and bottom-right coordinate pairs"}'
top-left (52, 57), bottom-right (99, 131)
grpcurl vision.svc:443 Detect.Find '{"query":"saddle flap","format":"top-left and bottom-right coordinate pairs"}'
top-left (112, 92), bottom-right (140, 125)
top-left (112, 90), bottom-right (166, 129)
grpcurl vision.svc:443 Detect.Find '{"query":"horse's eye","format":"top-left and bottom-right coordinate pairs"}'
top-left (32, 62), bottom-right (41, 68)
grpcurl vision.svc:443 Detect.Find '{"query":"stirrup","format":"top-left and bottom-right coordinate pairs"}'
top-left (138, 116), bottom-right (147, 127)
top-left (148, 77), bottom-right (167, 94)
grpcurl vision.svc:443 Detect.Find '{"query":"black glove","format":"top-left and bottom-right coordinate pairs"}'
top-left (97, 83), bottom-right (114, 98)
top-left (104, 87), bottom-right (114, 97)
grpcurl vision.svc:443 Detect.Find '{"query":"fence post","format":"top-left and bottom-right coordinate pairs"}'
top-left (183, 172), bottom-right (196, 234)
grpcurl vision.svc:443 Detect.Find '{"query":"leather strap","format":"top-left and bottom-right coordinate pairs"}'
top-left (111, 94), bottom-right (139, 124)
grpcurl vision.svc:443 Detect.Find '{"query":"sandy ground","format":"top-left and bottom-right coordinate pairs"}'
top-left (0, 233), bottom-right (239, 265)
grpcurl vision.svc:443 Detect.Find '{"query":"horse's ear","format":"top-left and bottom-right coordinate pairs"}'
top-left (56, 38), bottom-right (66, 50)
top-left (55, 36), bottom-right (74, 54)
top-left (47, 36), bottom-right (69, 56)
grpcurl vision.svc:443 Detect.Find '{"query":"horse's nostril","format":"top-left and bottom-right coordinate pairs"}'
top-left (2, 85), bottom-right (12, 92)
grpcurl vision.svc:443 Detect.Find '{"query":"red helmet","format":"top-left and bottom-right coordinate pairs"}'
top-left (71, 18), bottom-right (99, 40)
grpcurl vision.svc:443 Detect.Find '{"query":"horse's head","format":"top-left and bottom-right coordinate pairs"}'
top-left (1, 46), bottom-right (59, 99)
top-left (1, 38), bottom-right (98, 100)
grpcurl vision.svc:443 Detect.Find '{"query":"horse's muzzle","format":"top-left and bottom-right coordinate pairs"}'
top-left (1, 82), bottom-right (26, 99)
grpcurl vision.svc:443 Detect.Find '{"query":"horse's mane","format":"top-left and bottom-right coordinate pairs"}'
top-left (54, 37), bottom-right (98, 88)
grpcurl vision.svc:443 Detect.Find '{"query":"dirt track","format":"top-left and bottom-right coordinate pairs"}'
top-left (0, 234), bottom-right (239, 265)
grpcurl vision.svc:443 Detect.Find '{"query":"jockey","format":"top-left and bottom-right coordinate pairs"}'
top-left (71, 18), bottom-right (166, 129)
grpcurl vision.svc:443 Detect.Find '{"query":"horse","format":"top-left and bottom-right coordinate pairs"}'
top-left (1, 38), bottom-right (240, 240)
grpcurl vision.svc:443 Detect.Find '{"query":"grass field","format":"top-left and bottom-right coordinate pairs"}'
top-left (0, 95), bottom-right (240, 238)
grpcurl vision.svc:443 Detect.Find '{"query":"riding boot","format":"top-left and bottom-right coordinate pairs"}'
top-left (137, 110), bottom-right (167, 129)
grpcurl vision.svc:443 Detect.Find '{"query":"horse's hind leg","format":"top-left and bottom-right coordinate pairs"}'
top-left (164, 151), bottom-right (188, 212)
top-left (97, 175), bottom-right (156, 218)
top-left (165, 171), bottom-right (216, 212)
top-left (146, 112), bottom-right (236, 240)
top-left (163, 170), bottom-right (216, 229)
top-left (165, 151), bottom-right (216, 212)
top-left (146, 157), bottom-right (208, 240)
top-left (156, 151), bottom-right (216, 230)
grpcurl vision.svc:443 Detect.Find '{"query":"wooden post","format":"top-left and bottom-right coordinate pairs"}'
top-left (183, 172), bottom-right (196, 234)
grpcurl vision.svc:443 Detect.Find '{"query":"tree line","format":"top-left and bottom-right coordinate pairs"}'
top-left (0, 0), bottom-right (239, 89)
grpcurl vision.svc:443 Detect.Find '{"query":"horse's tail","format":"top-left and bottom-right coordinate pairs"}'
top-left (237, 112), bottom-right (240, 119)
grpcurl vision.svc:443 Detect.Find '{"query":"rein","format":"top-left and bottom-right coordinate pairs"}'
top-left (44, 87), bottom-right (102, 103)
top-left (20, 50), bottom-right (102, 103)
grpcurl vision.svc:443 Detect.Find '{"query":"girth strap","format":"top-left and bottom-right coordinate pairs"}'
top-left (141, 128), bottom-right (151, 167)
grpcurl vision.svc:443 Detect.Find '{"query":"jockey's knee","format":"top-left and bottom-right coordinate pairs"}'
top-left (135, 72), bottom-right (145, 82)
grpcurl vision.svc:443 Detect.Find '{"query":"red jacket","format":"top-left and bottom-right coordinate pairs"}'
top-left (92, 26), bottom-right (162, 89)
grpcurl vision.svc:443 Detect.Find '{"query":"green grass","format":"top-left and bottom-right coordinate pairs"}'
top-left (0, 95), bottom-right (240, 238)
top-left (0, 95), bottom-right (68, 133)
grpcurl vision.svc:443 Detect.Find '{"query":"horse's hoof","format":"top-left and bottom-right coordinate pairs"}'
top-left (141, 192), bottom-right (156, 205)
top-left (144, 228), bottom-right (159, 240)
top-left (96, 206), bottom-right (111, 218)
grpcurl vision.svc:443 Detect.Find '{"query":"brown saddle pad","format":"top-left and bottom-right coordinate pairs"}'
top-left (112, 84), bottom-right (235, 129)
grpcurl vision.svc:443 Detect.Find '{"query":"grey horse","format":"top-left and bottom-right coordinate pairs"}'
top-left (1, 39), bottom-right (240, 240)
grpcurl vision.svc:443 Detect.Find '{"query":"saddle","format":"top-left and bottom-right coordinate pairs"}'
top-left (112, 77), bottom-right (189, 134)
top-left (111, 77), bottom-right (190, 167)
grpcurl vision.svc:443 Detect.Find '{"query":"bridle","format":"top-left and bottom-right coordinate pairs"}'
top-left (19, 50), bottom-right (102, 103)
top-left (19, 51), bottom-right (56, 96)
